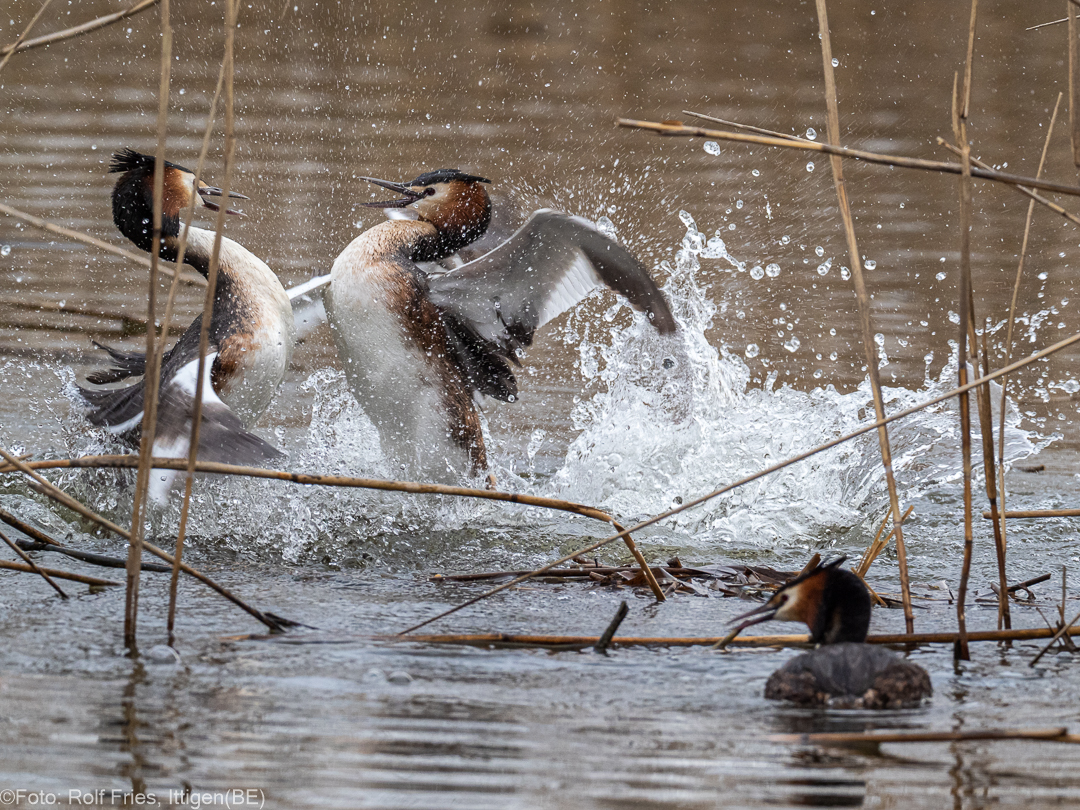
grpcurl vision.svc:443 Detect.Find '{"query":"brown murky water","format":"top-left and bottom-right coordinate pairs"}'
top-left (3, 1), bottom-right (1080, 807)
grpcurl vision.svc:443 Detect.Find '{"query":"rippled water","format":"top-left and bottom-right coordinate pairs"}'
top-left (3, 1), bottom-right (1080, 807)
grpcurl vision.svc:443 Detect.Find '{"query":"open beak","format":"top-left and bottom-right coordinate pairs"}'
top-left (359, 176), bottom-right (424, 208)
top-left (727, 601), bottom-right (779, 634)
top-left (198, 186), bottom-right (249, 217)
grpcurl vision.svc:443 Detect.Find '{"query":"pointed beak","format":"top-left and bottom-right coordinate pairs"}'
top-left (359, 176), bottom-right (424, 208)
top-left (198, 186), bottom-right (249, 217)
top-left (727, 601), bottom-right (779, 634)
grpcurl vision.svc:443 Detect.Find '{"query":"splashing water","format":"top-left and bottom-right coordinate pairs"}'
top-left (11, 212), bottom-right (1050, 567)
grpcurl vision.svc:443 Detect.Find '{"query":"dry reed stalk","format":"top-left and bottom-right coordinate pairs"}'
top-left (615, 118), bottom-right (1080, 197)
top-left (770, 728), bottom-right (1077, 746)
top-left (386, 625), bottom-right (1080, 649)
top-left (0, 506), bottom-right (62, 547)
top-left (1072, 1), bottom-right (1080, 167)
top-left (145, 57), bottom-right (227, 641)
top-left (935, 136), bottom-right (1080, 228)
top-left (952, 65), bottom-right (975, 664)
top-left (0, 446), bottom-right (285, 631)
top-left (594, 601), bottom-right (629, 653)
top-left (814, 0), bottom-right (913, 632)
top-left (1062, 566), bottom-right (1068, 624)
top-left (0, 0), bottom-right (53, 76)
top-left (0, 526), bottom-right (66, 597)
top-left (974, 324), bottom-right (1010, 629)
top-left (1030, 603), bottom-right (1080, 665)
top-left (151, 63), bottom-right (225, 414)
top-left (0, 559), bottom-right (118, 587)
top-left (167, 0), bottom-right (246, 645)
top-left (1029, 18), bottom-right (1069, 32)
top-left (123, 0), bottom-right (172, 651)
top-left (0, 202), bottom-right (204, 285)
top-left (680, 110), bottom-right (807, 142)
top-left (0, 0), bottom-right (158, 56)
top-left (983, 508), bottom-right (1080, 519)
top-left (855, 505), bottom-right (914, 582)
top-left (994, 94), bottom-right (1062, 628)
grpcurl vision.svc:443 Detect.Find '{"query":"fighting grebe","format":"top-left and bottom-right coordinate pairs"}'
top-left (325, 169), bottom-right (677, 482)
top-left (730, 558), bottom-right (932, 709)
top-left (78, 149), bottom-right (296, 500)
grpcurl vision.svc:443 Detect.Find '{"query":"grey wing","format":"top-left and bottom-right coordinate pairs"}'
top-left (149, 353), bottom-right (284, 504)
top-left (425, 210), bottom-right (676, 356)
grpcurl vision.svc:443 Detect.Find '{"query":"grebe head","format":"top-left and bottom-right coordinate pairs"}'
top-left (109, 148), bottom-right (248, 253)
top-left (361, 169), bottom-right (492, 256)
top-left (729, 557), bottom-right (871, 644)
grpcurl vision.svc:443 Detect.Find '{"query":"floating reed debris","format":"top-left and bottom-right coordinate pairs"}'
top-left (615, 118), bottom-right (1080, 198)
top-left (0, 559), bottom-right (119, 587)
top-left (373, 624), bottom-right (1080, 651)
top-left (0, 526), bottom-right (66, 598)
top-left (982, 508), bottom-right (1080, 519)
top-left (769, 727), bottom-right (1080, 747)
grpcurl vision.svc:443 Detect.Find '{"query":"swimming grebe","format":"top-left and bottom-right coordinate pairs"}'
top-left (78, 149), bottom-right (295, 500)
top-left (325, 169), bottom-right (677, 482)
top-left (730, 558), bottom-right (932, 709)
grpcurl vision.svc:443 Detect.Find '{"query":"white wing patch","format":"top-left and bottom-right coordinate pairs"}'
top-left (535, 250), bottom-right (603, 329)
top-left (286, 273), bottom-right (332, 301)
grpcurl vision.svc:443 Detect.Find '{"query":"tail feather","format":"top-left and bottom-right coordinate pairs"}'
top-left (84, 340), bottom-right (147, 385)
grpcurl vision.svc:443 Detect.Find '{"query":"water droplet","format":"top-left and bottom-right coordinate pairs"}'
top-left (703, 141), bottom-right (721, 155)
top-left (831, 57), bottom-right (839, 67)
top-left (783, 336), bottom-right (801, 353)
top-left (839, 266), bottom-right (851, 280)
top-left (806, 161), bottom-right (815, 172)
top-left (874, 333), bottom-right (885, 347)
top-left (781, 235), bottom-right (791, 245)
top-left (936, 271), bottom-right (947, 281)
top-left (736, 199), bottom-right (744, 209)
top-left (813, 369), bottom-right (824, 379)
top-left (745, 343), bottom-right (760, 358)
top-left (815, 246), bottom-right (824, 257)
top-left (1038, 271), bottom-right (1048, 281)
top-left (678, 210), bottom-right (697, 229)
top-left (816, 262), bottom-right (830, 276)
top-left (864, 259), bottom-right (877, 270)
top-left (0, 245), bottom-right (10, 257)
top-left (751, 169), bottom-right (760, 177)
top-left (766, 263), bottom-right (781, 277)
top-left (750, 265), bottom-right (765, 280)
top-left (948, 311), bottom-right (960, 324)
top-left (805, 127), bottom-right (817, 141)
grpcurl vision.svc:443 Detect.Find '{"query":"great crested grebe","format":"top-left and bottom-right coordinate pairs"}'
top-left (325, 169), bottom-right (677, 482)
top-left (730, 557), bottom-right (932, 709)
top-left (78, 149), bottom-right (296, 501)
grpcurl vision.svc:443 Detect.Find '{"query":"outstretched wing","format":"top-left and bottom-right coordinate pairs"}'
top-left (425, 210), bottom-right (676, 357)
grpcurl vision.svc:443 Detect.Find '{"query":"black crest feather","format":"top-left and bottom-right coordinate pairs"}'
top-left (109, 147), bottom-right (191, 176)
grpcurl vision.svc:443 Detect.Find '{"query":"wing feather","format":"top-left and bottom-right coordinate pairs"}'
top-left (426, 210), bottom-right (675, 358)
